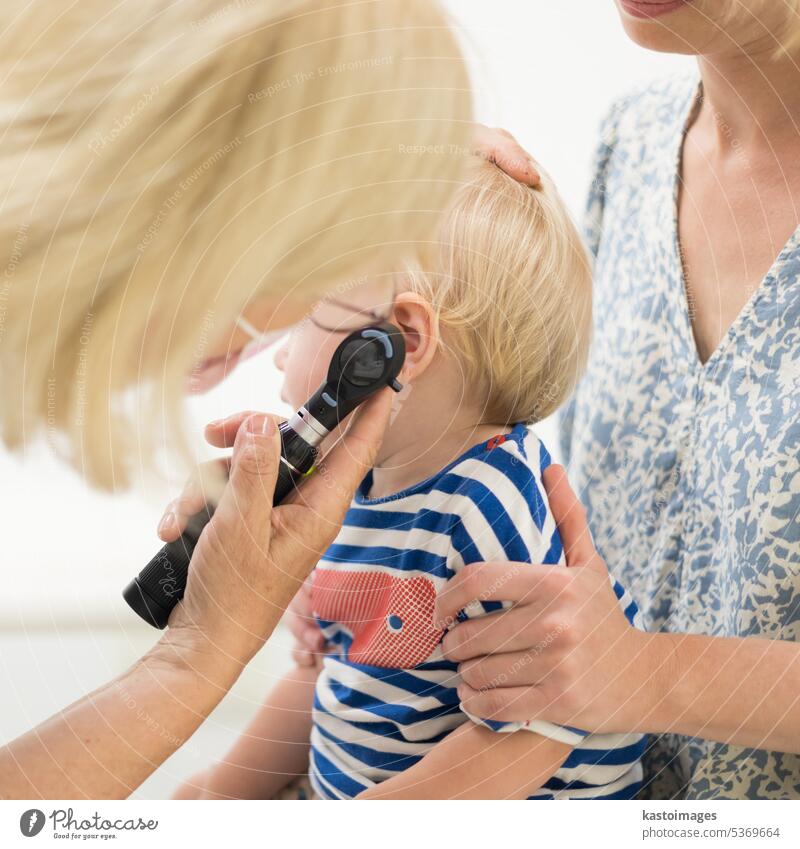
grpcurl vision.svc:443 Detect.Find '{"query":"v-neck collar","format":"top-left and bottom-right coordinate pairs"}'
top-left (668, 78), bottom-right (800, 379)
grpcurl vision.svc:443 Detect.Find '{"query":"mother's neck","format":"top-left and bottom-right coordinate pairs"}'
top-left (696, 43), bottom-right (800, 149)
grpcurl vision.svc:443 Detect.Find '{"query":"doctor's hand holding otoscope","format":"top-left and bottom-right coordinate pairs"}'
top-left (127, 324), bottom-right (406, 654)
top-left (155, 395), bottom-right (393, 663)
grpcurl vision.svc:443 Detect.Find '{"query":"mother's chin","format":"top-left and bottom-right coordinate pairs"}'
top-left (614, 0), bottom-right (735, 55)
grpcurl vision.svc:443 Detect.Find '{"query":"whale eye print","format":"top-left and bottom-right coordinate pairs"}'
top-left (387, 614), bottom-right (403, 633)
top-left (311, 569), bottom-right (442, 668)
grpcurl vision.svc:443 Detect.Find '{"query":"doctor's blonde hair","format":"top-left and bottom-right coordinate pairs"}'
top-left (783, 1), bottom-right (800, 52)
top-left (0, 0), bottom-right (471, 488)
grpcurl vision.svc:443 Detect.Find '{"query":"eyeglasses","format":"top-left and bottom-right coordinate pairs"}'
top-left (306, 275), bottom-right (397, 333)
top-left (307, 295), bottom-right (395, 333)
top-left (236, 317), bottom-right (288, 363)
top-left (235, 283), bottom-right (396, 363)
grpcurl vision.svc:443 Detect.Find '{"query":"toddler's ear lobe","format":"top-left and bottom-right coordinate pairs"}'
top-left (397, 364), bottom-right (414, 386)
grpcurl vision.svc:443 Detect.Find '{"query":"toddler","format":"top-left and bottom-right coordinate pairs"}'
top-left (177, 160), bottom-right (645, 800)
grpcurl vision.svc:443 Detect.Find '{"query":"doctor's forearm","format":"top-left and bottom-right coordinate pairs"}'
top-left (0, 632), bottom-right (242, 799)
top-left (652, 631), bottom-right (800, 753)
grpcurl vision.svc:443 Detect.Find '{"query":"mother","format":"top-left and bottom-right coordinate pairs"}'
top-left (299, 0), bottom-right (800, 799)
top-left (0, 0), bottom-right (474, 799)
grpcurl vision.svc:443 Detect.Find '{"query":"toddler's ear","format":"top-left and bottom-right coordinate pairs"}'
top-left (391, 291), bottom-right (439, 382)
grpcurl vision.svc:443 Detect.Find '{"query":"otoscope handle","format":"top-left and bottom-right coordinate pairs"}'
top-left (123, 427), bottom-right (311, 629)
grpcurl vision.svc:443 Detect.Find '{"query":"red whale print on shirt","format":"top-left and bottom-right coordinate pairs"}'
top-left (311, 569), bottom-right (444, 668)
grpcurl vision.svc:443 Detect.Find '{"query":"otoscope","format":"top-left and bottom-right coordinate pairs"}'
top-left (123, 322), bottom-right (405, 629)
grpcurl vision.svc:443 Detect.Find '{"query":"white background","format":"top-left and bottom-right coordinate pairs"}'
top-left (0, 1), bottom-right (692, 798)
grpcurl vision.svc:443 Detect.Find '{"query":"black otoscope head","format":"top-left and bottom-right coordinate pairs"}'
top-left (287, 322), bottom-right (405, 444)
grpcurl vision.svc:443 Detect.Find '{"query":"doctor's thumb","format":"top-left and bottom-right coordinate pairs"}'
top-left (213, 413), bottom-right (283, 541)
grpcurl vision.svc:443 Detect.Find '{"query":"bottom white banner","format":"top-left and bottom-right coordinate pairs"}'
top-left (1, 799), bottom-right (798, 848)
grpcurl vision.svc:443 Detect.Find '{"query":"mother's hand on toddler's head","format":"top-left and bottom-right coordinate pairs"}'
top-left (434, 465), bottom-right (670, 737)
top-left (472, 124), bottom-right (540, 187)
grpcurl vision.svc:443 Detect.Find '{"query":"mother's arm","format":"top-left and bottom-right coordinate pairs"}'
top-left (0, 395), bottom-right (391, 799)
top-left (435, 465), bottom-right (800, 755)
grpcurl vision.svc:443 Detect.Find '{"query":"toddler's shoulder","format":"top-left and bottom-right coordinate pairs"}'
top-left (437, 424), bottom-right (560, 565)
top-left (445, 423), bottom-right (551, 503)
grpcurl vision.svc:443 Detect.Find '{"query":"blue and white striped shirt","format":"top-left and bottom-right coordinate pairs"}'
top-left (309, 423), bottom-right (645, 799)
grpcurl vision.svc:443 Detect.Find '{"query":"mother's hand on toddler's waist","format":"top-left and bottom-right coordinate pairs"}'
top-left (152, 392), bottom-right (392, 676)
top-left (434, 464), bottom-right (674, 737)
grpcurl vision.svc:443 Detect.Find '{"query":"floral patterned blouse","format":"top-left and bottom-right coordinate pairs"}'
top-left (561, 74), bottom-right (800, 799)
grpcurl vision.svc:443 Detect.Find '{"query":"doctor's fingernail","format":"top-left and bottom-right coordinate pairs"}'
top-left (245, 414), bottom-right (274, 436)
top-left (158, 513), bottom-right (175, 535)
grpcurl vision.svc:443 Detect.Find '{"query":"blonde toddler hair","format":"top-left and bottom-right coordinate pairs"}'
top-left (405, 160), bottom-right (592, 425)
